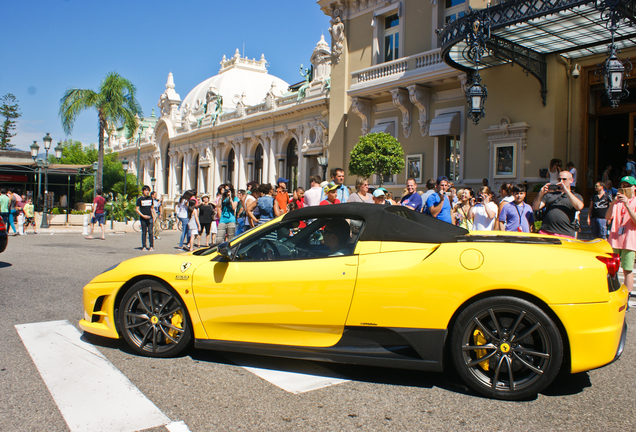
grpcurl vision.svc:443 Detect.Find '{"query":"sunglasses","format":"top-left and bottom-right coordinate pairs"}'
top-left (557, 177), bottom-right (569, 181)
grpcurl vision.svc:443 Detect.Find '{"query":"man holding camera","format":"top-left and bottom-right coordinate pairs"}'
top-left (605, 175), bottom-right (636, 295)
top-left (532, 170), bottom-right (583, 238)
top-left (425, 176), bottom-right (452, 223)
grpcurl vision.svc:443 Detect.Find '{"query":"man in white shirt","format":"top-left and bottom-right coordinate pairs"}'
top-left (304, 175), bottom-right (323, 207)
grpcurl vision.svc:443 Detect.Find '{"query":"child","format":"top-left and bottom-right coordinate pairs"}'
top-left (23, 197), bottom-right (37, 234)
top-left (187, 199), bottom-right (200, 252)
top-left (498, 184), bottom-right (534, 232)
top-left (320, 182), bottom-right (340, 205)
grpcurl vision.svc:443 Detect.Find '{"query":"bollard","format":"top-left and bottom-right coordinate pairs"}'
top-left (18, 213), bottom-right (24, 235)
top-left (82, 214), bottom-right (89, 236)
top-left (110, 210), bottom-right (114, 230)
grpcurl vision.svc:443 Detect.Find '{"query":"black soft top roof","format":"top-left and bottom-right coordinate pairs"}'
top-left (281, 203), bottom-right (468, 243)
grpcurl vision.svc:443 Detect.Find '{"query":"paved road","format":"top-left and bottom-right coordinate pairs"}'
top-left (1, 231), bottom-right (635, 431)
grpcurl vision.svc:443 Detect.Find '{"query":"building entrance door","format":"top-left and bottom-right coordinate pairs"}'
top-left (596, 113), bottom-right (630, 189)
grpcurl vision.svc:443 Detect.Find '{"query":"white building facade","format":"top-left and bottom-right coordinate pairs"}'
top-left (113, 37), bottom-right (331, 205)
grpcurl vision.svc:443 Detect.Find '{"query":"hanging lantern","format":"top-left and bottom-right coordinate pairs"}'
top-left (466, 72), bottom-right (488, 125)
top-left (596, 45), bottom-right (632, 108)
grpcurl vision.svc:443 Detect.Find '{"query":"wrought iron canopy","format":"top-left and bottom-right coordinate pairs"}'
top-left (439, 0), bottom-right (636, 104)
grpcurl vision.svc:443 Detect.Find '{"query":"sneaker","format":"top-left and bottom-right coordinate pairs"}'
top-left (141, 247), bottom-right (148, 251)
top-left (148, 247), bottom-right (154, 251)
top-left (155, 236), bottom-right (161, 240)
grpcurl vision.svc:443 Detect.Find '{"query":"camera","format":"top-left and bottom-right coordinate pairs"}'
top-left (476, 196), bottom-right (483, 203)
top-left (547, 184), bottom-right (559, 192)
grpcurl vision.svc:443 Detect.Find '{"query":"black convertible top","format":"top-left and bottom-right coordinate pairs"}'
top-left (281, 203), bottom-right (468, 243)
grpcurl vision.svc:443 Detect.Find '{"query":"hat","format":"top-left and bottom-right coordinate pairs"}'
top-left (436, 175), bottom-right (449, 184)
top-left (277, 177), bottom-right (289, 184)
top-left (320, 180), bottom-right (329, 189)
top-left (324, 181), bottom-right (339, 194)
top-left (620, 176), bottom-right (636, 186)
top-left (373, 189), bottom-right (385, 198)
top-left (377, 187), bottom-right (388, 193)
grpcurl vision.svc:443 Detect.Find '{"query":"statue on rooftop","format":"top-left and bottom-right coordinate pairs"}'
top-left (297, 65), bottom-right (313, 101)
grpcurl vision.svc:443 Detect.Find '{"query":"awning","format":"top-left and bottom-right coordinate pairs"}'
top-left (438, 0), bottom-right (636, 104)
top-left (369, 122), bottom-right (396, 136)
top-left (428, 112), bottom-right (461, 136)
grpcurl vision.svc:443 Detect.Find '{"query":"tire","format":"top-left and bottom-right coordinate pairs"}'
top-left (132, 220), bottom-right (141, 232)
top-left (450, 296), bottom-right (563, 400)
top-left (118, 280), bottom-right (192, 358)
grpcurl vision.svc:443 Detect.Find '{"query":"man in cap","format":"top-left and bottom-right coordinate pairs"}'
top-left (372, 188), bottom-right (390, 206)
top-left (606, 175), bottom-right (636, 295)
top-left (532, 170), bottom-right (584, 238)
top-left (275, 177), bottom-right (290, 214)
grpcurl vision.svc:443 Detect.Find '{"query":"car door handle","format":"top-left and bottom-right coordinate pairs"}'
top-left (345, 262), bottom-right (357, 266)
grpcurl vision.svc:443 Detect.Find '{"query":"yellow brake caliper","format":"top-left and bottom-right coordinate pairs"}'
top-left (167, 311), bottom-right (183, 343)
top-left (473, 329), bottom-right (490, 371)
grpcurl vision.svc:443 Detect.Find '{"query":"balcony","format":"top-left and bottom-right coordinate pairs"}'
top-left (348, 48), bottom-right (460, 97)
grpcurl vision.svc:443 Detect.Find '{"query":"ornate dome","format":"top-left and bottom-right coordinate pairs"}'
top-left (180, 49), bottom-right (290, 113)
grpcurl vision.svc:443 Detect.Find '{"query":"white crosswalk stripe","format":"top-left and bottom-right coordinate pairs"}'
top-left (15, 320), bottom-right (191, 432)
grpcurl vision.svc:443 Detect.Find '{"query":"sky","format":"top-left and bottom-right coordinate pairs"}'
top-left (2, 0), bottom-right (331, 153)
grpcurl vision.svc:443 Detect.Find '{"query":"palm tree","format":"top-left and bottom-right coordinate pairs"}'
top-left (59, 72), bottom-right (142, 190)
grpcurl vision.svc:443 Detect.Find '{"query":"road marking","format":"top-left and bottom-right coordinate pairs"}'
top-left (226, 354), bottom-right (349, 394)
top-left (15, 320), bottom-right (190, 432)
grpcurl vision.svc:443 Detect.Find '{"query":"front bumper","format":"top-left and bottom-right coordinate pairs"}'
top-left (78, 281), bottom-right (123, 339)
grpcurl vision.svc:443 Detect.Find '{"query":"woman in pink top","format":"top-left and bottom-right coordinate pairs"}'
top-left (606, 175), bottom-right (636, 294)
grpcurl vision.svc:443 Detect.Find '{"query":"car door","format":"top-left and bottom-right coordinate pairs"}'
top-left (191, 217), bottom-right (361, 347)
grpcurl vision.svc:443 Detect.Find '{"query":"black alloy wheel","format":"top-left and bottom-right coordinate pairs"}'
top-left (450, 296), bottom-right (563, 400)
top-left (119, 280), bottom-right (192, 357)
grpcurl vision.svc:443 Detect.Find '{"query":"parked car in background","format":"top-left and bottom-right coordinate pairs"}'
top-left (0, 217), bottom-right (7, 253)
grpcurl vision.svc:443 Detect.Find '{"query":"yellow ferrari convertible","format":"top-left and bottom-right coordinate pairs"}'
top-left (80, 203), bottom-right (628, 400)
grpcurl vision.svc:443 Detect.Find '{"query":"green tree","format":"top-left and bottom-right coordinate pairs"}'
top-left (52, 139), bottom-right (139, 201)
top-left (348, 132), bottom-right (405, 186)
top-left (0, 93), bottom-right (22, 149)
top-left (59, 72), bottom-right (142, 190)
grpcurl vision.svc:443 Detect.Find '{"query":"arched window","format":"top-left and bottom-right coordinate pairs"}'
top-left (255, 145), bottom-right (263, 183)
top-left (286, 139), bottom-right (298, 190)
top-left (228, 149), bottom-right (235, 185)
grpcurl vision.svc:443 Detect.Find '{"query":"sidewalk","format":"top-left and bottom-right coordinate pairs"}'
top-left (17, 220), bottom-right (138, 235)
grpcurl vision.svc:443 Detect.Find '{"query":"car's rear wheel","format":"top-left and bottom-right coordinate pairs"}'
top-left (118, 280), bottom-right (192, 358)
top-left (450, 296), bottom-right (563, 400)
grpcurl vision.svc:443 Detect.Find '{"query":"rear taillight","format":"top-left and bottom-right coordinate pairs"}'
top-left (597, 253), bottom-right (621, 277)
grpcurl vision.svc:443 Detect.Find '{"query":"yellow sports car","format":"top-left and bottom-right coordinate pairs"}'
top-left (80, 203), bottom-right (628, 400)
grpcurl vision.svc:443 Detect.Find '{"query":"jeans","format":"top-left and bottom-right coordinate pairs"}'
top-left (235, 218), bottom-right (246, 236)
top-left (217, 222), bottom-right (236, 244)
top-left (178, 217), bottom-right (190, 248)
top-left (6, 210), bottom-right (17, 234)
top-left (140, 218), bottom-right (153, 248)
top-left (590, 217), bottom-right (608, 239)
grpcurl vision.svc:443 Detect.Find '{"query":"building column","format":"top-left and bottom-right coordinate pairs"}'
top-left (238, 139), bottom-right (247, 188)
top-left (269, 133), bottom-right (278, 184)
top-left (262, 134), bottom-right (270, 183)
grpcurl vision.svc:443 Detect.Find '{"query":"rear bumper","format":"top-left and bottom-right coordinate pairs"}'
top-left (551, 285), bottom-right (628, 374)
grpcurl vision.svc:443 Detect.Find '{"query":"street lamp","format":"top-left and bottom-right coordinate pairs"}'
top-left (54, 141), bottom-right (63, 160)
top-left (151, 177), bottom-right (156, 191)
top-left (39, 133), bottom-right (54, 229)
top-left (466, 72), bottom-right (488, 125)
top-left (30, 141), bottom-right (38, 160)
top-left (92, 161), bottom-right (98, 201)
top-left (122, 158), bottom-right (129, 223)
top-left (317, 155), bottom-right (328, 183)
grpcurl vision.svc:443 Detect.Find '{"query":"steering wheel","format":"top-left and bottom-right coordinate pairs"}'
top-left (260, 239), bottom-right (281, 261)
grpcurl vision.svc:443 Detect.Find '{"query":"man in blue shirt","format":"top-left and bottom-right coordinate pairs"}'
top-left (400, 178), bottom-right (422, 211)
top-left (498, 184), bottom-right (534, 232)
top-left (425, 176), bottom-right (452, 223)
top-left (321, 167), bottom-right (350, 203)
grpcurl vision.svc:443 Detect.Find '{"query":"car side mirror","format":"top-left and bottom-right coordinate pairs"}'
top-left (217, 242), bottom-right (232, 261)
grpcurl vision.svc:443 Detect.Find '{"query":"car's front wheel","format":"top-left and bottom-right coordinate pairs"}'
top-left (118, 280), bottom-right (192, 357)
top-left (450, 296), bottom-right (563, 400)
